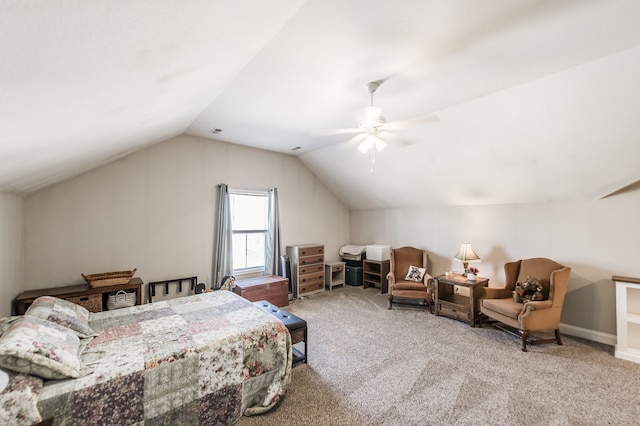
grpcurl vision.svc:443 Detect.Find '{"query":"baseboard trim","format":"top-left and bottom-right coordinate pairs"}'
top-left (560, 322), bottom-right (616, 346)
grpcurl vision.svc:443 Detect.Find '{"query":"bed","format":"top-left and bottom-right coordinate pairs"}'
top-left (0, 290), bottom-right (293, 425)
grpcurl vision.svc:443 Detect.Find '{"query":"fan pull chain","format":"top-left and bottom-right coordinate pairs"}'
top-left (370, 146), bottom-right (375, 173)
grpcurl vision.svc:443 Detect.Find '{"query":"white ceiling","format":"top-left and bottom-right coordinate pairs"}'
top-left (2, 0), bottom-right (640, 209)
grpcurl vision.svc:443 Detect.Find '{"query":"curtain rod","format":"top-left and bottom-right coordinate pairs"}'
top-left (224, 185), bottom-right (276, 193)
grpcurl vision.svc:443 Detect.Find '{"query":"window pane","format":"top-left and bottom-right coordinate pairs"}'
top-left (232, 232), bottom-right (265, 271)
top-left (232, 233), bottom-right (248, 270)
top-left (230, 194), bottom-right (267, 230)
top-left (246, 233), bottom-right (265, 269)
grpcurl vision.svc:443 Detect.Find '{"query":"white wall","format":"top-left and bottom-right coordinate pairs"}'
top-left (0, 192), bottom-right (23, 317)
top-left (351, 184), bottom-right (640, 342)
top-left (22, 135), bottom-right (350, 301)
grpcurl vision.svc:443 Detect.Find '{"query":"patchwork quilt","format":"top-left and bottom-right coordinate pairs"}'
top-left (33, 290), bottom-right (292, 425)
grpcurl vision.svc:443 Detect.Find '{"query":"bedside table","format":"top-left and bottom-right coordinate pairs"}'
top-left (325, 261), bottom-right (346, 291)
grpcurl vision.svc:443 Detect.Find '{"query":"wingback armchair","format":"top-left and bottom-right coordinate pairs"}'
top-left (480, 257), bottom-right (571, 351)
top-left (387, 246), bottom-right (433, 312)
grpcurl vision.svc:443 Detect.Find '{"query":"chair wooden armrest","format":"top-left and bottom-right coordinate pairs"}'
top-left (387, 271), bottom-right (395, 284)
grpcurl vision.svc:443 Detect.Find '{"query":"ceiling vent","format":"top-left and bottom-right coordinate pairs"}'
top-left (209, 128), bottom-right (223, 134)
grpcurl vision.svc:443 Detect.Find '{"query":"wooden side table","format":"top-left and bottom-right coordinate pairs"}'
top-left (434, 273), bottom-right (489, 327)
top-left (13, 278), bottom-right (143, 315)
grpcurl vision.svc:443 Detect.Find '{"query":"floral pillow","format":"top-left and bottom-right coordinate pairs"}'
top-left (0, 316), bottom-right (87, 379)
top-left (25, 295), bottom-right (97, 338)
top-left (0, 317), bottom-right (20, 337)
top-left (405, 265), bottom-right (426, 282)
top-left (0, 369), bottom-right (43, 426)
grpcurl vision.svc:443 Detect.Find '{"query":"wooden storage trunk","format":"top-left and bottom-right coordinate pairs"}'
top-left (233, 275), bottom-right (289, 307)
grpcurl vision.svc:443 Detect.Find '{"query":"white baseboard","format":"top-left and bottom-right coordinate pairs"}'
top-left (560, 322), bottom-right (616, 346)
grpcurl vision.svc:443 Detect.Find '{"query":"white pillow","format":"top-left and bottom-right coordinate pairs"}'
top-left (25, 295), bottom-right (97, 338)
top-left (0, 368), bottom-right (8, 392)
top-left (0, 316), bottom-right (88, 379)
top-left (405, 265), bottom-right (426, 282)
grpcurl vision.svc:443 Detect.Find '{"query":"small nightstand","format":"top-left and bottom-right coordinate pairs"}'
top-left (325, 261), bottom-right (346, 291)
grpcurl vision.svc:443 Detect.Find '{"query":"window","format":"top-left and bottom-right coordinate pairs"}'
top-left (230, 189), bottom-right (268, 273)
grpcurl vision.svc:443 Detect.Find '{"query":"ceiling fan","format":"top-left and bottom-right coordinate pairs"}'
top-left (313, 80), bottom-right (438, 162)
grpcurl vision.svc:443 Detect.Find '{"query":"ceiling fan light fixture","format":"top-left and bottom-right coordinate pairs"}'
top-left (374, 136), bottom-right (387, 152)
top-left (358, 134), bottom-right (386, 153)
top-left (358, 137), bottom-right (373, 153)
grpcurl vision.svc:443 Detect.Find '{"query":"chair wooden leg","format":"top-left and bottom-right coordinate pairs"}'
top-left (555, 329), bottom-right (563, 346)
top-left (521, 330), bottom-right (529, 352)
top-left (388, 295), bottom-right (393, 310)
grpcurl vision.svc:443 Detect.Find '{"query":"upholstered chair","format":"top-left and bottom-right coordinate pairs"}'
top-left (480, 257), bottom-right (571, 352)
top-left (387, 246), bottom-right (434, 312)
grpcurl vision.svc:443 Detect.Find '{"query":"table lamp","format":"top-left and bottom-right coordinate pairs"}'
top-left (454, 241), bottom-right (481, 276)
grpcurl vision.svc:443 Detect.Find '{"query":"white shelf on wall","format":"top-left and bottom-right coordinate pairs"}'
top-left (614, 275), bottom-right (640, 364)
top-left (627, 313), bottom-right (640, 324)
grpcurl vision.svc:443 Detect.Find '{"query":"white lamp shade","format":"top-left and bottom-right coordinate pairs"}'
top-left (454, 241), bottom-right (481, 262)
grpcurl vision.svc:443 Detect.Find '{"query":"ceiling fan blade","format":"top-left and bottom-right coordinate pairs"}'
top-left (338, 133), bottom-right (366, 151)
top-left (381, 132), bottom-right (413, 147)
top-left (309, 127), bottom-right (360, 137)
top-left (387, 113), bottom-right (439, 131)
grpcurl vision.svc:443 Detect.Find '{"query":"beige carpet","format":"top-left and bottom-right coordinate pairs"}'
top-left (237, 285), bottom-right (640, 425)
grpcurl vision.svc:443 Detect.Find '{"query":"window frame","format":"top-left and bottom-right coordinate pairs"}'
top-left (229, 187), bottom-right (269, 275)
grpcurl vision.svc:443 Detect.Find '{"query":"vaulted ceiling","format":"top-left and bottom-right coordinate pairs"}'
top-left (3, 0), bottom-right (640, 209)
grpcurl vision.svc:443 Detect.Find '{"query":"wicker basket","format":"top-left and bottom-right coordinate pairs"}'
top-left (106, 289), bottom-right (137, 310)
top-left (82, 269), bottom-right (137, 288)
top-left (66, 294), bottom-right (103, 313)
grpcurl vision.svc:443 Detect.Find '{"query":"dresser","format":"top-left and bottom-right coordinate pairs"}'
top-left (286, 244), bottom-right (325, 298)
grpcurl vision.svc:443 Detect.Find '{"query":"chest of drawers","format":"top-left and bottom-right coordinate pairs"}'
top-left (287, 244), bottom-right (325, 298)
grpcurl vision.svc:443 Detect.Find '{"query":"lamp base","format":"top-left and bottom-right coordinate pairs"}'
top-left (462, 262), bottom-right (469, 276)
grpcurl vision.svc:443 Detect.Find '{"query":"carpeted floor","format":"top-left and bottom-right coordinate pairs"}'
top-left (237, 285), bottom-right (640, 425)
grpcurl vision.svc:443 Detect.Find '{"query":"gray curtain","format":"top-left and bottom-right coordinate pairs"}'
top-left (265, 187), bottom-right (281, 275)
top-left (212, 184), bottom-right (233, 289)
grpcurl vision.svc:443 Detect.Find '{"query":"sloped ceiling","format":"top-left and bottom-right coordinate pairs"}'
top-left (2, 0), bottom-right (640, 209)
